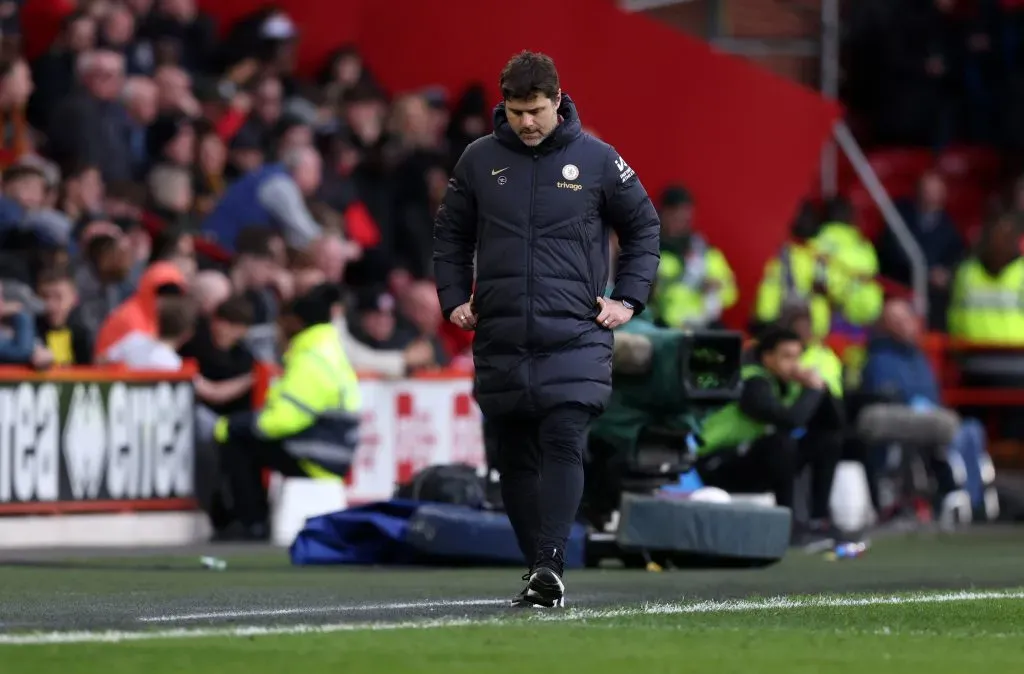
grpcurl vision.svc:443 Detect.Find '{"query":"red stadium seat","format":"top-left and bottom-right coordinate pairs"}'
top-left (936, 145), bottom-right (1002, 186)
top-left (880, 176), bottom-right (918, 201)
top-left (838, 148), bottom-right (934, 192)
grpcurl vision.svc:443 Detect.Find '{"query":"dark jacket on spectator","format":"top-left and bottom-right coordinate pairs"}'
top-left (0, 311), bottom-right (36, 364)
top-left (179, 317), bottom-right (254, 415)
top-left (878, 198), bottom-right (964, 286)
top-left (46, 91), bottom-right (134, 183)
top-left (200, 162), bottom-right (320, 253)
top-left (433, 95), bottom-right (660, 416)
top-left (860, 335), bottom-right (941, 405)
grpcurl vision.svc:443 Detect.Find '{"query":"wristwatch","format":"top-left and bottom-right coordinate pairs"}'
top-left (619, 299), bottom-right (635, 312)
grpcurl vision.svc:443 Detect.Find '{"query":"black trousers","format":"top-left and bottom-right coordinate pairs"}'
top-left (696, 430), bottom-right (843, 521)
top-left (486, 405), bottom-right (594, 568)
top-left (213, 437), bottom-right (305, 529)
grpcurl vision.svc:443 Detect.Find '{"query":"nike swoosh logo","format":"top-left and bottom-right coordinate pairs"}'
top-left (491, 168), bottom-right (509, 175)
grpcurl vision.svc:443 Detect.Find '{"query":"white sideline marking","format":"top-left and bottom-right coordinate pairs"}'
top-left (139, 599), bottom-right (505, 623)
top-left (2, 590), bottom-right (1022, 646)
top-left (542, 590), bottom-right (1024, 620)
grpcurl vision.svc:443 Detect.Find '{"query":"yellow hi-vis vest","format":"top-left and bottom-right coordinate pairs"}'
top-left (801, 342), bottom-right (843, 398)
top-left (259, 323), bottom-right (362, 478)
top-left (948, 257), bottom-right (1024, 345)
top-left (755, 242), bottom-right (833, 339)
top-left (811, 223), bottom-right (884, 326)
top-left (656, 247), bottom-right (737, 328)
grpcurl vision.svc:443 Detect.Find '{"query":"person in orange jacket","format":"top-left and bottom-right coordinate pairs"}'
top-left (94, 261), bottom-right (187, 359)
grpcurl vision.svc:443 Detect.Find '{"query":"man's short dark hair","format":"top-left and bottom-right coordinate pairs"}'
top-left (341, 80), bottom-right (385, 106)
top-left (214, 294), bottom-right (255, 326)
top-left (3, 164), bottom-right (46, 185)
top-left (36, 266), bottom-right (73, 288)
top-left (86, 234), bottom-right (119, 266)
top-left (235, 226), bottom-right (277, 259)
top-left (149, 226), bottom-right (189, 265)
top-left (64, 159), bottom-right (99, 181)
top-left (283, 283), bottom-right (341, 327)
top-left (823, 196), bottom-right (854, 225)
top-left (753, 327), bottom-right (802, 361)
top-left (499, 51), bottom-right (560, 101)
top-left (106, 180), bottom-right (148, 206)
top-left (157, 296), bottom-right (198, 340)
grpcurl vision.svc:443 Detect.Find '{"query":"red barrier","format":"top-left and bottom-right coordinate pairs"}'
top-left (0, 363), bottom-right (196, 382)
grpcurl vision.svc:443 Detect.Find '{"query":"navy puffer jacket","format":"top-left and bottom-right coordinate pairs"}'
top-left (433, 94), bottom-right (660, 417)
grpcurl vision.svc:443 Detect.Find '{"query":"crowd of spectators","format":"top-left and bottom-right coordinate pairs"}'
top-left (844, 0), bottom-right (1024, 153)
top-left (0, 0), bottom-right (487, 399)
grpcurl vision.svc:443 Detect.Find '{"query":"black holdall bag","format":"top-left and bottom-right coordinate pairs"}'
top-left (394, 464), bottom-right (490, 510)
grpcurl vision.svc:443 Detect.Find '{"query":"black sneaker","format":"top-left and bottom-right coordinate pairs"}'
top-left (509, 566), bottom-right (566, 608)
top-left (510, 572), bottom-right (532, 608)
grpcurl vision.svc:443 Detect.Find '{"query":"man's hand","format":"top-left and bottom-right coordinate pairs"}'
top-left (403, 338), bottom-right (436, 370)
top-left (795, 367), bottom-right (825, 391)
top-left (595, 297), bottom-right (633, 330)
top-left (0, 300), bottom-right (22, 318)
top-left (270, 269), bottom-right (295, 302)
top-left (450, 301), bottom-right (477, 331)
top-left (31, 345), bottom-right (54, 371)
top-left (194, 375), bottom-right (216, 401)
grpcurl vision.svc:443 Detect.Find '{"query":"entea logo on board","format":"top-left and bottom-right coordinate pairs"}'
top-left (0, 380), bottom-right (196, 506)
top-left (63, 383), bottom-right (107, 500)
top-left (0, 383), bottom-right (60, 503)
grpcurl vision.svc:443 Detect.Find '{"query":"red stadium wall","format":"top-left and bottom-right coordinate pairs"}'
top-left (209, 1), bottom-right (842, 325)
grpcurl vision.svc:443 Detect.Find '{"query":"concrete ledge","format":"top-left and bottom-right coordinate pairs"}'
top-left (0, 512), bottom-right (212, 550)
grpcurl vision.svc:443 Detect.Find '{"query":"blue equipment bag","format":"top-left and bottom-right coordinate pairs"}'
top-left (290, 500), bottom-right (587, 567)
top-left (289, 500), bottom-right (423, 565)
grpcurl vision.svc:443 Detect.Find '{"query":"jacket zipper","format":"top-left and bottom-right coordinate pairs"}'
top-left (527, 153), bottom-right (538, 410)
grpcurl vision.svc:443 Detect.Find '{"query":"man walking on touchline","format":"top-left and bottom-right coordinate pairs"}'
top-left (433, 51), bottom-right (660, 608)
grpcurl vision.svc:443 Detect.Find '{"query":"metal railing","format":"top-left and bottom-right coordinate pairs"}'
top-left (832, 122), bottom-right (929, 317)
